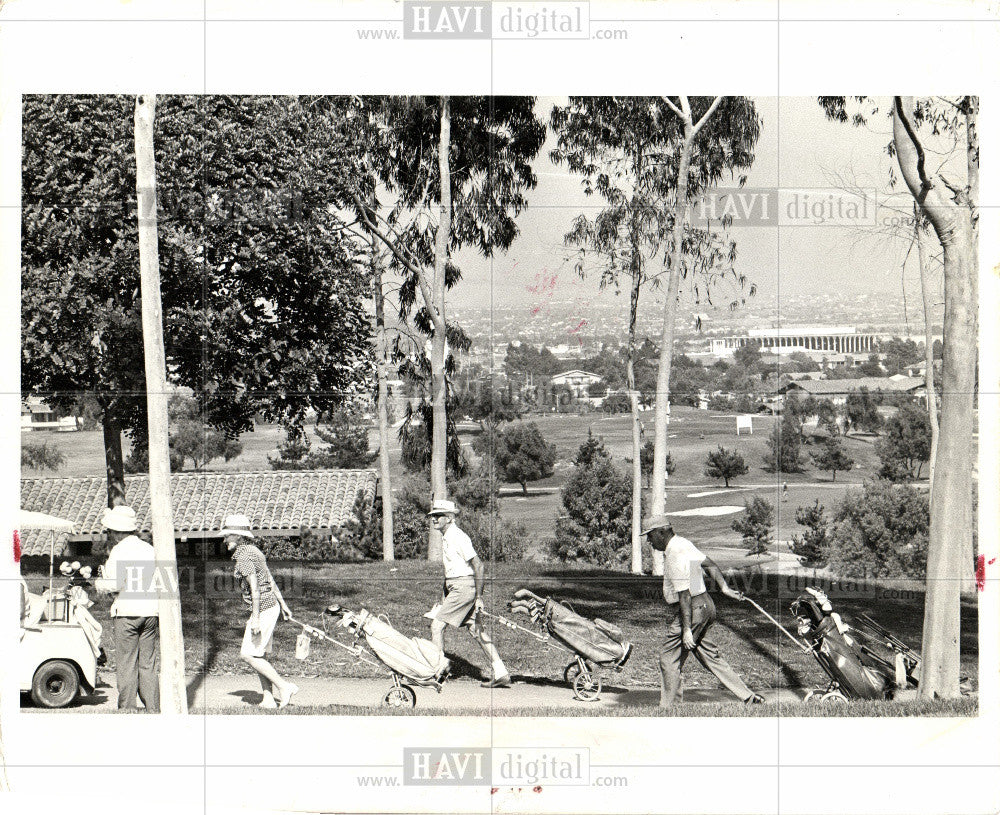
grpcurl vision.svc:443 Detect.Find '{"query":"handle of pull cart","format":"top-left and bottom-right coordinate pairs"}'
top-left (740, 596), bottom-right (812, 653)
top-left (477, 608), bottom-right (550, 642)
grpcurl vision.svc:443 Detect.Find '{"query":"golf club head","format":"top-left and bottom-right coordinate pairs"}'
top-left (325, 604), bottom-right (345, 617)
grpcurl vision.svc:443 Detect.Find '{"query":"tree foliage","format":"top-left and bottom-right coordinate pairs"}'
top-left (21, 95), bottom-right (373, 501)
top-left (790, 500), bottom-right (829, 568)
top-left (762, 412), bottom-right (804, 473)
top-left (810, 436), bottom-right (855, 482)
top-left (21, 439), bottom-right (66, 472)
top-left (703, 446), bottom-right (749, 487)
top-left (732, 496), bottom-right (774, 557)
top-left (877, 404), bottom-right (932, 480)
top-left (825, 480), bottom-right (929, 579)
top-left (492, 422), bottom-right (557, 494)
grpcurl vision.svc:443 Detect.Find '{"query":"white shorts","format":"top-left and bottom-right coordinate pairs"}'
top-left (241, 603), bottom-right (280, 658)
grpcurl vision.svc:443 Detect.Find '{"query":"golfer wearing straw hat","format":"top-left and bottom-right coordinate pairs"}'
top-left (426, 499), bottom-right (512, 688)
top-left (94, 505), bottom-right (160, 712)
top-left (643, 515), bottom-right (764, 707)
top-left (223, 514), bottom-right (298, 709)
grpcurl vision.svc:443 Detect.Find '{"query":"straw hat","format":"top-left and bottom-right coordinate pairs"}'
top-left (220, 514), bottom-right (255, 538)
top-left (101, 505), bottom-right (138, 532)
top-left (641, 514), bottom-right (673, 536)
top-left (427, 499), bottom-right (459, 517)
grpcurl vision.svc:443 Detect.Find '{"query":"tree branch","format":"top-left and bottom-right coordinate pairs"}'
top-left (690, 96), bottom-right (724, 139)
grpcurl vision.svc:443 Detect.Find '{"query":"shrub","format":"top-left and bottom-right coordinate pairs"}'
top-left (708, 395), bottom-right (735, 412)
top-left (790, 499), bottom-right (829, 567)
top-left (732, 496), bottom-right (774, 557)
top-left (601, 392), bottom-right (631, 414)
top-left (463, 512), bottom-right (527, 563)
top-left (21, 439), bottom-right (66, 472)
top-left (824, 479), bottom-right (929, 579)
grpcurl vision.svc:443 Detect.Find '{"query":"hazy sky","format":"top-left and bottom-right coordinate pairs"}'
top-left (448, 96), bottom-right (933, 318)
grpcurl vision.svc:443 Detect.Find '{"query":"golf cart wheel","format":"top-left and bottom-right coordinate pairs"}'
top-left (31, 660), bottom-right (80, 708)
top-left (573, 671), bottom-right (602, 702)
top-left (564, 660), bottom-right (593, 684)
top-left (803, 690), bottom-right (819, 703)
top-left (821, 690), bottom-right (849, 704)
top-left (383, 684), bottom-right (416, 708)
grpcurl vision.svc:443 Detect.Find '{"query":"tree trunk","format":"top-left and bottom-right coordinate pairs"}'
top-left (650, 132), bottom-right (693, 575)
top-left (627, 145), bottom-right (645, 575)
top-left (101, 407), bottom-right (126, 508)
top-left (372, 252), bottom-right (395, 561)
top-left (428, 95), bottom-right (451, 562)
top-left (914, 213), bottom-right (939, 493)
top-left (893, 96), bottom-right (977, 699)
top-left (135, 94), bottom-right (187, 714)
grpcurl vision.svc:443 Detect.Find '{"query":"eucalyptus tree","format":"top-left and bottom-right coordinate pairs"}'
top-left (819, 95), bottom-right (978, 698)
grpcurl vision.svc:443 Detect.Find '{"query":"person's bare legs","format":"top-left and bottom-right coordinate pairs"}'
top-left (258, 674), bottom-right (275, 708)
top-left (241, 654), bottom-right (296, 707)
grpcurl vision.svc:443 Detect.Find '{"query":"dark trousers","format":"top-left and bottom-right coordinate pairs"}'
top-left (113, 616), bottom-right (160, 712)
top-left (658, 593), bottom-right (754, 707)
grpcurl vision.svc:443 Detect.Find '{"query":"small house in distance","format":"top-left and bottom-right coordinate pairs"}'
top-left (779, 376), bottom-right (925, 407)
top-left (19, 470), bottom-right (378, 561)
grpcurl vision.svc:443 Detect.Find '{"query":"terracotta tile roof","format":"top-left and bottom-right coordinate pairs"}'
top-left (781, 376), bottom-right (924, 395)
top-left (19, 470), bottom-right (377, 557)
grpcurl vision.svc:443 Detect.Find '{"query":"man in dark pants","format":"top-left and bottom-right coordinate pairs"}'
top-left (643, 515), bottom-right (764, 708)
top-left (94, 505), bottom-right (160, 712)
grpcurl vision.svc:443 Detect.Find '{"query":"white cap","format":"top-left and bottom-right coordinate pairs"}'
top-left (102, 505), bottom-right (138, 532)
top-left (220, 513), bottom-right (255, 538)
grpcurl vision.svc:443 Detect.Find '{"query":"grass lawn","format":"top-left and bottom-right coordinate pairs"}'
top-left (24, 559), bottom-right (977, 697)
top-left (202, 696), bottom-right (978, 717)
top-left (21, 407), bottom-right (903, 554)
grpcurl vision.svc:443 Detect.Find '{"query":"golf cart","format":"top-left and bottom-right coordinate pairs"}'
top-left (18, 510), bottom-right (101, 708)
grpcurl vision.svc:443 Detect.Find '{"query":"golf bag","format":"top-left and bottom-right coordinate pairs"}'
top-left (790, 588), bottom-right (902, 700)
top-left (509, 589), bottom-right (632, 668)
top-left (343, 609), bottom-right (450, 685)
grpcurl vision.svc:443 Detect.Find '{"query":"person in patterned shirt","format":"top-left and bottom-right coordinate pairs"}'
top-left (223, 514), bottom-right (298, 709)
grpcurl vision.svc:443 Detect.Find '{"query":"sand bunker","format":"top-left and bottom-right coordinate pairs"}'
top-left (668, 505), bottom-right (745, 517)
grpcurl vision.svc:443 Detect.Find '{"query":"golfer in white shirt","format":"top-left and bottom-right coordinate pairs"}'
top-left (644, 515), bottom-right (764, 707)
top-left (426, 500), bottom-right (512, 688)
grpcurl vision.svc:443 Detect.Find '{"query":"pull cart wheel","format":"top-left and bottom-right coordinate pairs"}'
top-left (383, 684), bottom-right (417, 708)
top-left (31, 659), bottom-right (81, 709)
top-left (573, 671), bottom-right (602, 702)
top-left (564, 659), bottom-right (593, 684)
top-left (821, 690), bottom-right (849, 704)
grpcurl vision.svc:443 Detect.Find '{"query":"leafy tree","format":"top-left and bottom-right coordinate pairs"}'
top-left (732, 496), bottom-right (774, 557)
top-left (810, 436), bottom-right (855, 482)
top-left (21, 95), bottom-right (372, 507)
top-left (844, 387), bottom-right (883, 435)
top-left (790, 500), bottom-right (829, 568)
top-left (733, 342), bottom-right (763, 372)
top-left (855, 354), bottom-right (884, 376)
top-left (21, 440), bottom-right (66, 472)
top-left (880, 337), bottom-right (923, 375)
top-left (876, 404), bottom-right (932, 480)
top-left (704, 446), bottom-right (749, 487)
top-left (825, 479), bottom-right (929, 579)
top-left (491, 422), bottom-right (556, 495)
top-left (762, 412), bottom-right (804, 473)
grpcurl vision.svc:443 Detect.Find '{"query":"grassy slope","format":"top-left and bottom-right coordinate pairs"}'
top-left (25, 559), bottom-right (977, 694)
